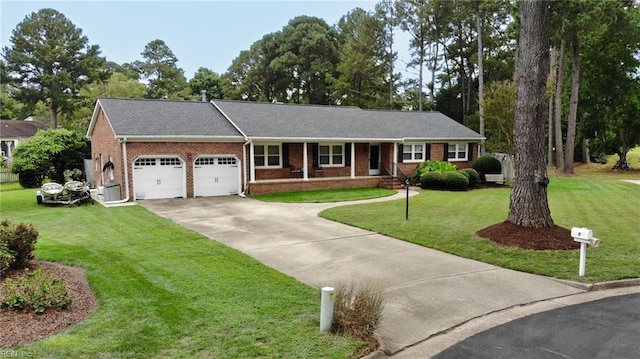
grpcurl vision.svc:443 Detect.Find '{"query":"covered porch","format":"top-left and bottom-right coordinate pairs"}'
top-left (245, 141), bottom-right (405, 195)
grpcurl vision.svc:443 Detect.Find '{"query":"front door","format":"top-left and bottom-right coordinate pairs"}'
top-left (369, 145), bottom-right (380, 175)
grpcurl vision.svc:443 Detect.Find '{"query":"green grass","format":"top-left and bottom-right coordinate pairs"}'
top-left (0, 189), bottom-right (363, 358)
top-left (321, 172), bottom-right (640, 283)
top-left (251, 187), bottom-right (396, 203)
top-left (0, 182), bottom-right (23, 191)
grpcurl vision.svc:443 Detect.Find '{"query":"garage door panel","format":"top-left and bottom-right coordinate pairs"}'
top-left (133, 158), bottom-right (184, 200)
top-left (194, 157), bottom-right (238, 197)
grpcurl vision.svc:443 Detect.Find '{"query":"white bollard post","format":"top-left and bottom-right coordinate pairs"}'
top-left (579, 242), bottom-right (587, 277)
top-left (320, 287), bottom-right (335, 332)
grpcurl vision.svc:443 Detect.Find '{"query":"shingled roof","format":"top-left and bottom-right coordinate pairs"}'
top-left (89, 98), bottom-right (483, 142)
top-left (92, 98), bottom-right (245, 140)
top-left (213, 100), bottom-right (483, 141)
top-left (1, 120), bottom-right (48, 138)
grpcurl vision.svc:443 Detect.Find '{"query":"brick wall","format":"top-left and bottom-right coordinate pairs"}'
top-left (90, 109), bottom-right (124, 198)
top-left (248, 177), bottom-right (383, 195)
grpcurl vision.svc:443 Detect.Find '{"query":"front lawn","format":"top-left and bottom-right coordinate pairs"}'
top-left (321, 172), bottom-right (640, 283)
top-left (252, 187), bottom-right (396, 203)
top-left (0, 189), bottom-right (363, 358)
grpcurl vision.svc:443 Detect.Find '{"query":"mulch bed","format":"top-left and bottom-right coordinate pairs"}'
top-left (477, 221), bottom-right (580, 250)
top-left (0, 260), bottom-right (98, 349)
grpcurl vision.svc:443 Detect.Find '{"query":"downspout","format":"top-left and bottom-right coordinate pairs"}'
top-left (211, 100), bottom-right (250, 197)
top-left (240, 140), bottom-right (250, 197)
top-left (104, 137), bottom-right (130, 204)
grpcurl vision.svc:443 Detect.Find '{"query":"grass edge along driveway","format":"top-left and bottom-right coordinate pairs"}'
top-left (0, 189), bottom-right (364, 358)
top-left (321, 173), bottom-right (640, 283)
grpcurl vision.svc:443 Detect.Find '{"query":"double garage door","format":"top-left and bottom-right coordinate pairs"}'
top-left (133, 156), bottom-right (238, 200)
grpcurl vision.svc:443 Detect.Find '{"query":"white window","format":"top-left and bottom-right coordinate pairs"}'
top-left (254, 144), bottom-right (281, 168)
top-left (447, 143), bottom-right (468, 161)
top-left (403, 143), bottom-right (425, 162)
top-left (319, 144), bottom-right (344, 166)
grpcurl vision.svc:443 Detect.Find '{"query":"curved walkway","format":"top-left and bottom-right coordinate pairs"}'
top-left (141, 191), bottom-right (593, 356)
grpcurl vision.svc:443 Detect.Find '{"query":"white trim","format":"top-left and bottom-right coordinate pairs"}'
top-left (210, 101), bottom-right (248, 141)
top-left (402, 142), bottom-right (426, 163)
top-left (253, 143), bottom-right (282, 168)
top-left (303, 142), bottom-right (309, 181)
top-left (350, 142), bottom-right (356, 178)
top-left (317, 143), bottom-right (344, 167)
top-left (447, 142), bottom-right (469, 162)
top-left (115, 135), bottom-right (245, 142)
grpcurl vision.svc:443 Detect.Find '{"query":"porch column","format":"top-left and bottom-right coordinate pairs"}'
top-left (350, 142), bottom-right (356, 178)
top-left (303, 142), bottom-right (309, 180)
top-left (393, 143), bottom-right (398, 177)
top-left (249, 142), bottom-right (256, 183)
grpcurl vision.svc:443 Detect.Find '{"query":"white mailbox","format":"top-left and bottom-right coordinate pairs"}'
top-left (571, 227), bottom-right (600, 247)
top-left (571, 227), bottom-right (601, 276)
top-left (571, 227), bottom-right (593, 242)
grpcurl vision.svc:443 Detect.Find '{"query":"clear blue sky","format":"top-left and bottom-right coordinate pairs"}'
top-left (1, 0), bottom-right (412, 80)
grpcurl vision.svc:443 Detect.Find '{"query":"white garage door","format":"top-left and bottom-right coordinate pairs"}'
top-left (133, 157), bottom-right (185, 200)
top-left (193, 157), bottom-right (239, 197)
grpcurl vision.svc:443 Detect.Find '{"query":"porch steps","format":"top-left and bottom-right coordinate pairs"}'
top-left (380, 177), bottom-right (405, 190)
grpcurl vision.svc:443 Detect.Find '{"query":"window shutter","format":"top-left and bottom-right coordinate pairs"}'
top-left (425, 143), bottom-right (431, 161)
top-left (398, 144), bottom-right (403, 163)
top-left (345, 143), bottom-right (351, 166)
top-left (312, 143), bottom-right (319, 168)
top-left (444, 143), bottom-right (449, 161)
top-left (282, 143), bottom-right (290, 168)
top-left (467, 143), bottom-right (474, 161)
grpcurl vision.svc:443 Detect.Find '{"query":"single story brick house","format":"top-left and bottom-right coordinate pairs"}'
top-left (86, 98), bottom-right (483, 202)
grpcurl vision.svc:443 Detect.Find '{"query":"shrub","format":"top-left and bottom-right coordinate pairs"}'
top-left (472, 156), bottom-right (502, 182)
top-left (461, 168), bottom-right (480, 187)
top-left (0, 267), bottom-right (72, 314)
top-left (0, 220), bottom-right (39, 268)
top-left (441, 171), bottom-right (469, 190)
top-left (413, 160), bottom-right (457, 181)
top-left (0, 242), bottom-right (15, 276)
top-left (332, 281), bottom-right (385, 343)
top-left (420, 171), bottom-right (444, 189)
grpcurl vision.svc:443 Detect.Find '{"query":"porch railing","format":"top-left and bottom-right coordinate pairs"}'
top-left (393, 163), bottom-right (412, 186)
top-left (379, 162), bottom-right (394, 188)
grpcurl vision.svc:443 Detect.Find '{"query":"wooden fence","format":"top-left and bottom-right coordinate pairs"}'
top-left (0, 169), bottom-right (19, 184)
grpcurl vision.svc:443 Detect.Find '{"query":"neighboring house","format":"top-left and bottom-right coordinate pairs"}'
top-left (86, 98), bottom-right (484, 202)
top-left (0, 119), bottom-right (49, 164)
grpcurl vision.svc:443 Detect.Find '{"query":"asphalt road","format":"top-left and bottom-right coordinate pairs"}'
top-left (432, 293), bottom-right (640, 359)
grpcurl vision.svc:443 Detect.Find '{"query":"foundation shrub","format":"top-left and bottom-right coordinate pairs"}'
top-left (420, 171), bottom-right (444, 189)
top-left (460, 168), bottom-right (480, 187)
top-left (413, 160), bottom-right (457, 181)
top-left (442, 171), bottom-right (469, 190)
top-left (472, 156), bottom-right (502, 182)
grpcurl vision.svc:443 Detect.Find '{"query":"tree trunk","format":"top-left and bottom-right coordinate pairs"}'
top-left (477, 8), bottom-right (485, 156)
top-left (582, 138), bottom-right (590, 164)
top-left (508, 0), bottom-right (553, 228)
top-left (554, 38), bottom-right (566, 170)
top-left (563, 34), bottom-right (580, 174)
top-left (547, 47), bottom-right (557, 167)
top-left (49, 104), bottom-right (58, 129)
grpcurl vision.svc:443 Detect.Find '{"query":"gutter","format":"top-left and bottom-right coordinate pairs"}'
top-left (104, 137), bottom-right (131, 205)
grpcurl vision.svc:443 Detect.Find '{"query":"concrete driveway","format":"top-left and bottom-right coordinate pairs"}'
top-left (140, 192), bottom-right (584, 356)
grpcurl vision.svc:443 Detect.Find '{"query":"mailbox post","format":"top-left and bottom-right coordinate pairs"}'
top-left (571, 227), bottom-right (600, 277)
